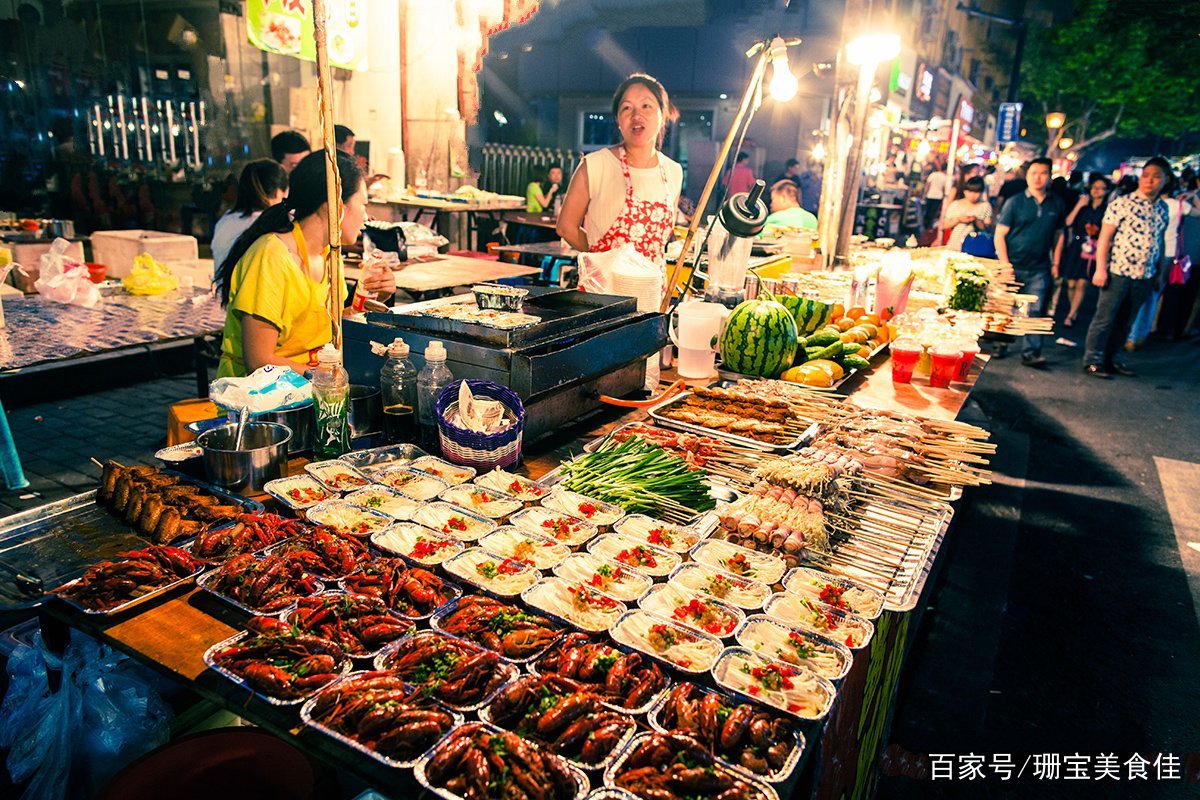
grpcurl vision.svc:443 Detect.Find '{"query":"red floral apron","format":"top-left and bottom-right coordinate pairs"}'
top-left (591, 148), bottom-right (674, 266)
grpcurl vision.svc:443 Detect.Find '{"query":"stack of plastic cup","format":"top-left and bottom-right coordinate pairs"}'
top-left (954, 337), bottom-right (982, 382)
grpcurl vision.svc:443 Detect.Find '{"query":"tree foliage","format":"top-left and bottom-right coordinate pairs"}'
top-left (1019, 0), bottom-right (1200, 152)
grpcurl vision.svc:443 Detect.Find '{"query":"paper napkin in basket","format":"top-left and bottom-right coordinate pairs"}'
top-left (455, 381), bottom-right (511, 434)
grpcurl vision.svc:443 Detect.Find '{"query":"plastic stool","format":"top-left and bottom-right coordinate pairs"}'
top-left (0, 396), bottom-right (28, 490)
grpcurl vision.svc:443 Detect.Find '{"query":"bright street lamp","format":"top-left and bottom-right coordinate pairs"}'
top-left (1057, 137), bottom-right (1074, 150)
top-left (1045, 112), bottom-right (1066, 129)
top-left (846, 33), bottom-right (901, 66)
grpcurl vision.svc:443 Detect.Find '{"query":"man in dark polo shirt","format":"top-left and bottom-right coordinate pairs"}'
top-left (994, 158), bottom-right (1066, 366)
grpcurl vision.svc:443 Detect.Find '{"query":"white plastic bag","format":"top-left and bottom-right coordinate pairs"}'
top-left (209, 365), bottom-right (312, 413)
top-left (33, 238), bottom-right (99, 308)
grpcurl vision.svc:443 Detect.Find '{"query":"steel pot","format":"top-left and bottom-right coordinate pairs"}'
top-left (349, 385), bottom-right (381, 438)
top-left (197, 422), bottom-right (291, 493)
top-left (254, 403), bottom-right (314, 453)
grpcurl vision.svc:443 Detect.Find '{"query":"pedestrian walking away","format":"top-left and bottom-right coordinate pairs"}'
top-left (1082, 157), bottom-right (1172, 378)
top-left (994, 158), bottom-right (1066, 367)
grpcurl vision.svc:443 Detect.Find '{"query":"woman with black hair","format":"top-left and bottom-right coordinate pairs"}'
top-left (211, 159), bottom-right (288, 275)
top-left (214, 150), bottom-right (395, 378)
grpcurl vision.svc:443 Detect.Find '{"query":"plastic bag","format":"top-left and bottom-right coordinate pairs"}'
top-left (0, 629), bottom-right (171, 799)
top-left (210, 364), bottom-right (312, 413)
top-left (33, 238), bottom-right (99, 308)
top-left (122, 253), bottom-right (179, 296)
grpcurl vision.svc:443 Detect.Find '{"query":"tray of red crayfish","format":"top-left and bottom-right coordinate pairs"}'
top-left (189, 513), bottom-right (309, 562)
top-left (414, 721), bottom-right (591, 800)
top-left (280, 591), bottom-right (415, 659)
top-left (372, 630), bottom-right (520, 713)
top-left (300, 670), bottom-right (464, 769)
top-left (337, 558), bottom-right (462, 620)
top-left (645, 682), bottom-right (806, 784)
top-left (263, 526), bottom-right (372, 580)
top-left (429, 594), bottom-right (563, 665)
top-left (528, 631), bottom-right (672, 716)
top-left (196, 553), bottom-right (325, 615)
top-left (477, 672), bottom-right (638, 772)
top-left (55, 544), bottom-right (205, 615)
top-left (603, 731), bottom-right (779, 800)
top-left (203, 618), bottom-right (352, 705)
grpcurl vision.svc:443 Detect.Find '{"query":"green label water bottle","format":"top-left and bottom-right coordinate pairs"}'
top-left (312, 344), bottom-right (350, 459)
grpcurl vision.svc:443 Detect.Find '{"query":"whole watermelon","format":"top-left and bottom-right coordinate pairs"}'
top-left (719, 296), bottom-right (799, 377)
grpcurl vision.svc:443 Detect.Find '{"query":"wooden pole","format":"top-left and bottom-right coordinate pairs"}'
top-left (661, 46), bottom-right (771, 313)
top-left (313, 0), bottom-right (344, 350)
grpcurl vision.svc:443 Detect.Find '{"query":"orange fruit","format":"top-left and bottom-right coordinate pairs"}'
top-left (830, 303), bottom-right (845, 321)
top-left (846, 306), bottom-right (866, 320)
top-left (857, 312), bottom-right (881, 325)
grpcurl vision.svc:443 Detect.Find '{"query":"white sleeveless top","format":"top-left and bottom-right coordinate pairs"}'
top-left (580, 148), bottom-right (683, 247)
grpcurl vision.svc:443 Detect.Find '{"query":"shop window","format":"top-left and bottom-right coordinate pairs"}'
top-left (580, 112), bottom-right (615, 148)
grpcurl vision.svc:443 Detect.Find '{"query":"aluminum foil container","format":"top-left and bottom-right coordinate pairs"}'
top-left (372, 630), bottom-right (520, 714)
top-left (710, 646), bottom-right (837, 722)
top-left (337, 565), bottom-right (463, 622)
top-left (196, 565), bottom-right (324, 616)
top-left (734, 614), bottom-right (853, 682)
top-left (281, 590), bottom-right (415, 660)
top-left (521, 577), bottom-right (628, 635)
top-left (472, 283), bottom-right (529, 311)
top-left (603, 731), bottom-right (779, 800)
top-left (203, 629), bottom-right (349, 706)
top-left (429, 595), bottom-right (563, 664)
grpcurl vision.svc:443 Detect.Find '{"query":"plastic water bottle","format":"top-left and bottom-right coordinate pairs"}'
top-left (380, 337), bottom-right (418, 444)
top-left (311, 344), bottom-right (350, 459)
top-left (417, 340), bottom-right (453, 452)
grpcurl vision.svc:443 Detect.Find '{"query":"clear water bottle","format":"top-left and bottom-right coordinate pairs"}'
top-left (417, 340), bottom-right (453, 452)
top-left (311, 344), bottom-right (350, 459)
top-left (380, 337), bottom-right (418, 444)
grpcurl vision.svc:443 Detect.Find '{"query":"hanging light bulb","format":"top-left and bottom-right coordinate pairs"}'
top-left (812, 141), bottom-right (826, 161)
top-left (768, 37), bottom-right (798, 102)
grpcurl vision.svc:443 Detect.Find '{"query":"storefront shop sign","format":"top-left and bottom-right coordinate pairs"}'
top-left (247, 0), bottom-right (368, 71)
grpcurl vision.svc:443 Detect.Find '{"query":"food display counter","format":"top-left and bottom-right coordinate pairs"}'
top-left (19, 349), bottom-right (992, 800)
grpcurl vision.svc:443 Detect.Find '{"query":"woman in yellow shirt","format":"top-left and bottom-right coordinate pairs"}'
top-left (214, 150), bottom-right (395, 377)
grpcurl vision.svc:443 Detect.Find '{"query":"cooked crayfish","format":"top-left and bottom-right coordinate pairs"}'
top-left (308, 672), bottom-right (455, 760)
top-left (614, 732), bottom-right (768, 800)
top-left (378, 631), bottom-right (511, 708)
top-left (192, 513), bottom-right (306, 560)
top-left (487, 673), bottom-right (632, 765)
top-left (285, 592), bottom-right (413, 655)
top-left (534, 632), bottom-right (668, 710)
top-left (269, 525), bottom-right (368, 579)
top-left (342, 559), bottom-right (456, 617)
top-left (658, 682), bottom-right (795, 776)
top-left (205, 553), bottom-right (321, 612)
top-left (58, 545), bottom-right (201, 611)
top-left (425, 724), bottom-right (578, 800)
top-left (437, 595), bottom-right (560, 659)
top-left (210, 626), bottom-right (345, 700)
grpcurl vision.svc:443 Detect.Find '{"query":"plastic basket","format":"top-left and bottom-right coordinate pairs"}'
top-left (434, 380), bottom-right (524, 470)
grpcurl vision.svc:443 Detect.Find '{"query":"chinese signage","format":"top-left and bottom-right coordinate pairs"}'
top-left (247, 0), bottom-right (368, 71)
top-left (916, 65), bottom-right (934, 103)
top-left (997, 102), bottom-right (1022, 144)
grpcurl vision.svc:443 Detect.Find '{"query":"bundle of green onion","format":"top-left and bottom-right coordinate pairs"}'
top-left (559, 435), bottom-right (716, 522)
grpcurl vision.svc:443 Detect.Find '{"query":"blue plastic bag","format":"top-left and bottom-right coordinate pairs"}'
top-left (0, 629), bottom-right (171, 799)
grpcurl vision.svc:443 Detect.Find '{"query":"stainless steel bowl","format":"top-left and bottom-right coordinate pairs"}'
top-left (197, 422), bottom-right (291, 493)
top-left (349, 385), bottom-right (381, 438)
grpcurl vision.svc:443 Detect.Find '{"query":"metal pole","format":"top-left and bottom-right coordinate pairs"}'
top-left (661, 46), bottom-right (771, 312)
top-left (833, 60), bottom-right (876, 268)
top-left (313, 0), bottom-right (344, 350)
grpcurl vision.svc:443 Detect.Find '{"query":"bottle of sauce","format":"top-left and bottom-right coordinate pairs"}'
top-left (416, 340), bottom-right (453, 452)
top-left (380, 337), bottom-right (418, 444)
top-left (311, 344), bottom-right (350, 459)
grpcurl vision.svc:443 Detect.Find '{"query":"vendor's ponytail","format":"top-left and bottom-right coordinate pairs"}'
top-left (215, 150), bottom-right (362, 306)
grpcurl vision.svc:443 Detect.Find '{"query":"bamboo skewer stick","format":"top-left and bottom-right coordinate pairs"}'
top-left (312, 0), bottom-right (343, 352)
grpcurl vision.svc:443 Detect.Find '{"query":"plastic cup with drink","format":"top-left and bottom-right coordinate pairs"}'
top-left (929, 342), bottom-right (962, 389)
top-left (890, 338), bottom-right (923, 384)
top-left (954, 337), bottom-right (981, 382)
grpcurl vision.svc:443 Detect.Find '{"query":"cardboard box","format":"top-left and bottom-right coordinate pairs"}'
top-left (90, 230), bottom-right (199, 278)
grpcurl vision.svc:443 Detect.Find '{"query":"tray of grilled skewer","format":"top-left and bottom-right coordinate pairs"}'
top-left (648, 388), bottom-right (819, 454)
top-left (0, 463), bottom-right (262, 610)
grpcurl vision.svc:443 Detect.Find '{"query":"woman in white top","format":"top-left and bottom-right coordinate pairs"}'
top-left (557, 73), bottom-right (683, 273)
top-left (211, 159), bottom-right (288, 278)
top-left (941, 176), bottom-right (993, 251)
